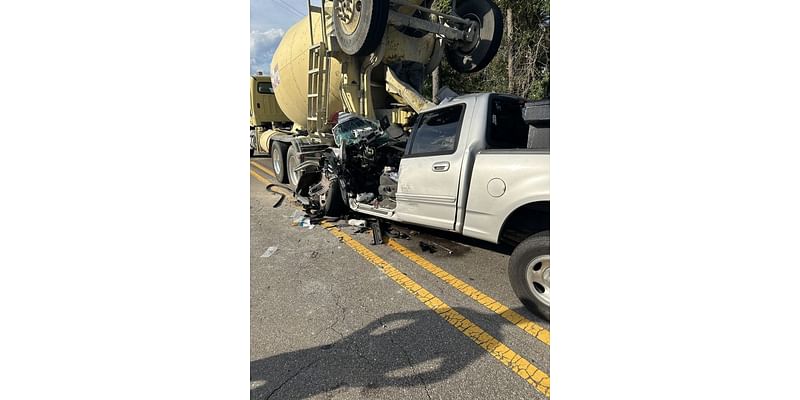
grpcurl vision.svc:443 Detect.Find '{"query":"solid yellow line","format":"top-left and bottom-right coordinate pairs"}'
top-left (250, 161), bottom-right (276, 178)
top-left (250, 169), bottom-right (293, 198)
top-left (322, 222), bottom-right (550, 397)
top-left (387, 239), bottom-right (551, 346)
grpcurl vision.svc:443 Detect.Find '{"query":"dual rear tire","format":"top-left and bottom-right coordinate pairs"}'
top-left (271, 141), bottom-right (289, 183)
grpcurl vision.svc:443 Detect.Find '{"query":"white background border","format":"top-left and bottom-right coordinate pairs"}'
top-left (1, 0), bottom-right (798, 398)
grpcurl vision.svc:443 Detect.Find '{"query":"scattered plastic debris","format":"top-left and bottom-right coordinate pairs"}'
top-left (348, 219), bottom-right (367, 227)
top-left (260, 246), bottom-right (278, 258)
top-left (290, 210), bottom-right (306, 223)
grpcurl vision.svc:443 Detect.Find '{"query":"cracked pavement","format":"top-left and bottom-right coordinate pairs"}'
top-left (251, 159), bottom-right (549, 399)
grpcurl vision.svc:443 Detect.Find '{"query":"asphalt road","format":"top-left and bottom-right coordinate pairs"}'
top-left (250, 156), bottom-right (550, 399)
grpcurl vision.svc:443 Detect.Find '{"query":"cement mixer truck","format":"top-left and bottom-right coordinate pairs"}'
top-left (253, 0), bottom-right (505, 185)
top-left (254, 0), bottom-right (551, 319)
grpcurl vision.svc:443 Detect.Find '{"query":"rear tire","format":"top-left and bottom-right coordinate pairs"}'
top-left (333, 0), bottom-right (389, 56)
top-left (445, 0), bottom-right (503, 73)
top-left (270, 141), bottom-right (289, 183)
top-left (508, 231), bottom-right (550, 320)
top-left (286, 145), bottom-right (301, 187)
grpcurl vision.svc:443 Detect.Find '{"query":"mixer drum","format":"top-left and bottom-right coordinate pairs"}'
top-left (270, 15), bottom-right (345, 129)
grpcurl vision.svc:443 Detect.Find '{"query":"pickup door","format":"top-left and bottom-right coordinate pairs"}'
top-left (395, 103), bottom-right (467, 231)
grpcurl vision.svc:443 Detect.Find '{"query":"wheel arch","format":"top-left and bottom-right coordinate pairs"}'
top-left (497, 200), bottom-right (550, 246)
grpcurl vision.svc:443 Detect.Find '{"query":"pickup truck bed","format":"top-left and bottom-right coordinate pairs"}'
top-left (462, 150), bottom-right (550, 243)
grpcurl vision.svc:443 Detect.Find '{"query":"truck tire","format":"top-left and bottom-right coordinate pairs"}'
top-left (286, 145), bottom-right (301, 187)
top-left (270, 141), bottom-right (289, 183)
top-left (445, 0), bottom-right (503, 73)
top-left (333, 0), bottom-right (389, 56)
top-left (250, 129), bottom-right (257, 157)
top-left (322, 179), bottom-right (347, 217)
top-left (508, 231), bottom-right (550, 320)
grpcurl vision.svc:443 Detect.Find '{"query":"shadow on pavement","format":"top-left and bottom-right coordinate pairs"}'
top-left (251, 307), bottom-right (523, 399)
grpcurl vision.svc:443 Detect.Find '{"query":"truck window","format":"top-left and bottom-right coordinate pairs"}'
top-left (406, 104), bottom-right (464, 156)
top-left (487, 98), bottom-right (529, 149)
top-left (257, 82), bottom-right (274, 94)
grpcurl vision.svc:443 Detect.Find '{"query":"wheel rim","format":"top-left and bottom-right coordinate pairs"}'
top-left (458, 14), bottom-right (482, 53)
top-left (525, 255), bottom-right (550, 307)
top-left (272, 148), bottom-right (282, 175)
top-left (287, 152), bottom-right (300, 186)
top-left (337, 0), bottom-right (362, 35)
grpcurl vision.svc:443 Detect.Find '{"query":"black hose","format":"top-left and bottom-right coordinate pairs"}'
top-left (265, 183), bottom-right (294, 208)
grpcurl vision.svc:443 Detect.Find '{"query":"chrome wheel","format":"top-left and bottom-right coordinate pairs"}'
top-left (272, 147), bottom-right (282, 176)
top-left (525, 255), bottom-right (550, 307)
top-left (336, 0), bottom-right (362, 34)
top-left (286, 147), bottom-right (300, 187)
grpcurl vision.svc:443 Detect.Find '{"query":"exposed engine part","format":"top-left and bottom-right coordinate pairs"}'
top-left (378, 166), bottom-right (399, 204)
top-left (297, 113), bottom-right (407, 215)
top-left (356, 192), bottom-right (376, 203)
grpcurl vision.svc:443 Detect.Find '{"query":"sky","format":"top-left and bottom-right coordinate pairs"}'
top-left (250, 0), bottom-right (311, 75)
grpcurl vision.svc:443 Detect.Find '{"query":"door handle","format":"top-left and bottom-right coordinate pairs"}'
top-left (432, 161), bottom-right (450, 172)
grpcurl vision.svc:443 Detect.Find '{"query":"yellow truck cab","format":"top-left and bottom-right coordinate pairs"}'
top-left (250, 74), bottom-right (290, 156)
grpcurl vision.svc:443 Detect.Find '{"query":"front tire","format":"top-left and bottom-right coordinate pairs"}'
top-left (321, 179), bottom-right (347, 217)
top-left (508, 231), bottom-right (550, 320)
top-left (270, 141), bottom-right (289, 183)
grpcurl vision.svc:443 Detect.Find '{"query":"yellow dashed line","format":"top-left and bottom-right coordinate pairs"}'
top-left (322, 222), bottom-right (550, 397)
top-left (250, 160), bottom-right (276, 178)
top-left (387, 239), bottom-right (550, 346)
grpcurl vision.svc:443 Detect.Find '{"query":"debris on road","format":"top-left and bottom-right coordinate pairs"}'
top-left (370, 219), bottom-right (384, 245)
top-left (432, 241), bottom-right (454, 255)
top-left (419, 241), bottom-right (437, 254)
top-left (386, 228), bottom-right (411, 240)
top-left (348, 219), bottom-right (367, 228)
top-left (290, 210), bottom-right (314, 229)
top-left (265, 183), bottom-right (293, 208)
top-left (260, 246), bottom-right (278, 258)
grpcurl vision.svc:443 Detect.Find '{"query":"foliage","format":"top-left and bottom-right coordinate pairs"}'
top-left (426, 0), bottom-right (550, 100)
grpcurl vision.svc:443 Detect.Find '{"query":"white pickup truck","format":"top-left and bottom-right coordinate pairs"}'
top-left (296, 93), bottom-right (550, 319)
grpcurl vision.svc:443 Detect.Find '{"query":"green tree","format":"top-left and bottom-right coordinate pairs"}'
top-left (428, 0), bottom-right (549, 100)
